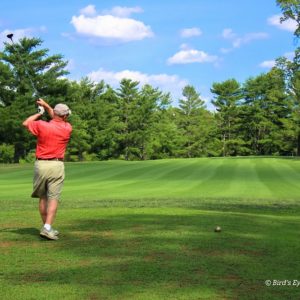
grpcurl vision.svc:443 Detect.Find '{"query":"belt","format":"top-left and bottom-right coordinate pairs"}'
top-left (36, 158), bottom-right (64, 161)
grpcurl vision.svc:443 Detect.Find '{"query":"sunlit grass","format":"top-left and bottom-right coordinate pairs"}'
top-left (1, 157), bottom-right (300, 299)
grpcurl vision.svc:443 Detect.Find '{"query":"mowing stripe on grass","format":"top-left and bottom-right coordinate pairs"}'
top-left (1, 158), bottom-right (300, 207)
top-left (1, 158), bottom-right (300, 299)
top-left (255, 159), bottom-right (300, 199)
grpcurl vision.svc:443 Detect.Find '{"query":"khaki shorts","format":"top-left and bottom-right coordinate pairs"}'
top-left (32, 160), bottom-right (65, 201)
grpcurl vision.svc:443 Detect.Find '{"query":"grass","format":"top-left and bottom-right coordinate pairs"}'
top-left (1, 157), bottom-right (300, 299)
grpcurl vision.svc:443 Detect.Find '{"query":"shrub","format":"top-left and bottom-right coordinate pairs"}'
top-left (0, 144), bottom-right (14, 163)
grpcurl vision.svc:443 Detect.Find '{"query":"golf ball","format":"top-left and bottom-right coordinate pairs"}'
top-left (214, 226), bottom-right (221, 232)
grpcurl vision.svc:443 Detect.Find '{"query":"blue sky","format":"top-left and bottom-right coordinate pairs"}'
top-left (0, 0), bottom-right (297, 107)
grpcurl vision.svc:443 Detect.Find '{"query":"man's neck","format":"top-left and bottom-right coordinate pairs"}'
top-left (53, 116), bottom-right (66, 122)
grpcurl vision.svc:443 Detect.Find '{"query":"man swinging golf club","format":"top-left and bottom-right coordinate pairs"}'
top-left (23, 99), bottom-right (72, 240)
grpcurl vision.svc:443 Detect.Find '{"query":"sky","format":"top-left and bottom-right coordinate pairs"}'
top-left (0, 0), bottom-right (298, 108)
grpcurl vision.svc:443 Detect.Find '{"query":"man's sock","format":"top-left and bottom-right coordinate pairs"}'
top-left (44, 224), bottom-right (51, 231)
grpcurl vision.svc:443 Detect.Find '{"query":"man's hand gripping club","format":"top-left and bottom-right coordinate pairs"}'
top-left (36, 99), bottom-right (54, 118)
top-left (23, 99), bottom-right (54, 128)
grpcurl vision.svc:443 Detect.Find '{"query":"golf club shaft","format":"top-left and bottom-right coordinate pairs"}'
top-left (7, 34), bottom-right (42, 109)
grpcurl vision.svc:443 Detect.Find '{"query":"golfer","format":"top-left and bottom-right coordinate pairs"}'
top-left (23, 99), bottom-right (72, 240)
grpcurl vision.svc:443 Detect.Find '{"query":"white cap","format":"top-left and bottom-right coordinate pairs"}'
top-left (54, 103), bottom-right (71, 116)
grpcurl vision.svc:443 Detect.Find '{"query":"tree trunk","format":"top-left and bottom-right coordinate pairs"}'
top-left (13, 143), bottom-right (23, 163)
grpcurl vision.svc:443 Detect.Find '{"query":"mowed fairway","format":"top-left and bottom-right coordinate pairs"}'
top-left (1, 157), bottom-right (300, 300)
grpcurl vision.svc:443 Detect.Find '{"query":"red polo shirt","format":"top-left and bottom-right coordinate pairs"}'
top-left (27, 119), bottom-right (72, 159)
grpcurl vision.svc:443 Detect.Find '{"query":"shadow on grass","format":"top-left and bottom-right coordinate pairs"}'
top-left (7, 209), bottom-right (300, 300)
top-left (0, 227), bottom-right (39, 237)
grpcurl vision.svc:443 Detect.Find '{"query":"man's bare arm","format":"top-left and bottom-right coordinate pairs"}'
top-left (22, 113), bottom-right (42, 128)
top-left (37, 98), bottom-right (54, 118)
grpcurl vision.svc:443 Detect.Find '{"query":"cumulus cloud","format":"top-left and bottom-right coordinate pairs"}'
top-left (87, 68), bottom-right (188, 100)
top-left (268, 14), bottom-right (297, 32)
top-left (259, 60), bottom-right (276, 68)
top-left (71, 6), bottom-right (153, 43)
top-left (80, 5), bottom-right (97, 16)
top-left (180, 27), bottom-right (202, 38)
top-left (167, 46), bottom-right (218, 65)
top-left (104, 6), bottom-right (143, 17)
top-left (259, 52), bottom-right (295, 69)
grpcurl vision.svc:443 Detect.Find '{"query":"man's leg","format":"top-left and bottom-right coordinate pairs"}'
top-left (45, 199), bottom-right (58, 226)
top-left (39, 198), bottom-right (47, 224)
top-left (39, 199), bottom-right (59, 240)
top-left (40, 161), bottom-right (64, 240)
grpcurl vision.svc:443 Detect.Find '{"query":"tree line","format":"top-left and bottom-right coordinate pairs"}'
top-left (0, 0), bottom-right (299, 163)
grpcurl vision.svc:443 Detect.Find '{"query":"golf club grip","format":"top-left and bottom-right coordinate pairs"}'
top-left (37, 105), bottom-right (45, 115)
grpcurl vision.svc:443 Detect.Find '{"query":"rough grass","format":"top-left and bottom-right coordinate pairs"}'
top-left (1, 157), bottom-right (300, 299)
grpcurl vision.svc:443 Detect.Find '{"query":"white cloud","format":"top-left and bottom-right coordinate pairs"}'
top-left (87, 68), bottom-right (188, 101)
top-left (80, 5), bottom-right (97, 16)
top-left (259, 60), bottom-right (276, 68)
top-left (220, 47), bottom-right (233, 54)
top-left (167, 47), bottom-right (218, 65)
top-left (284, 51), bottom-right (295, 60)
top-left (233, 32), bottom-right (268, 48)
top-left (104, 6), bottom-right (143, 18)
top-left (221, 28), bottom-right (269, 50)
top-left (66, 59), bottom-right (76, 71)
top-left (222, 28), bottom-right (236, 39)
top-left (180, 43), bottom-right (190, 50)
top-left (268, 14), bottom-right (297, 32)
top-left (180, 27), bottom-right (202, 38)
top-left (259, 52), bottom-right (295, 69)
top-left (71, 7), bottom-right (153, 42)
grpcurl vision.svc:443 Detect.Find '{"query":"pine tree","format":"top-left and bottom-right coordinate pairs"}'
top-left (211, 79), bottom-right (244, 156)
top-left (242, 69), bottom-right (291, 155)
top-left (177, 85), bottom-right (216, 157)
top-left (0, 37), bottom-right (69, 162)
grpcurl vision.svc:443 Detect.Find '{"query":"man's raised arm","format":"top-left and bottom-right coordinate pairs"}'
top-left (37, 98), bottom-right (54, 118)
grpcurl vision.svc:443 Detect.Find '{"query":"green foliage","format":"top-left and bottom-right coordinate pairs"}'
top-left (66, 114), bottom-right (91, 161)
top-left (176, 85), bottom-right (212, 158)
top-left (0, 61), bottom-right (14, 106)
top-left (0, 143), bottom-right (14, 163)
top-left (275, 48), bottom-right (300, 155)
top-left (242, 68), bottom-right (293, 155)
top-left (211, 79), bottom-right (244, 156)
top-left (1, 36), bottom-right (300, 162)
top-left (276, 0), bottom-right (300, 38)
top-left (0, 37), bottom-right (70, 162)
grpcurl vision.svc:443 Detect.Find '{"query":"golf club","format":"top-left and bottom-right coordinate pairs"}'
top-left (6, 33), bottom-right (43, 111)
